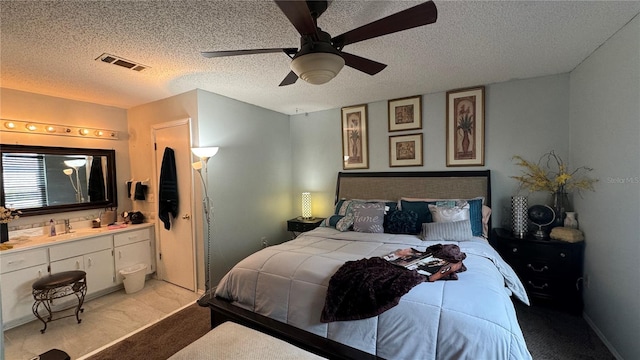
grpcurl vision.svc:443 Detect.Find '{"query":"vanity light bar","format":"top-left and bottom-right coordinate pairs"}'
top-left (1, 119), bottom-right (119, 140)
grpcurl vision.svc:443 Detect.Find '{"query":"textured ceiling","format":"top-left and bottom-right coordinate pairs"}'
top-left (2, 1), bottom-right (639, 115)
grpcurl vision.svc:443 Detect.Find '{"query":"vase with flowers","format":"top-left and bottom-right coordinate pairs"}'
top-left (1, 206), bottom-right (21, 243)
top-left (511, 150), bottom-right (597, 228)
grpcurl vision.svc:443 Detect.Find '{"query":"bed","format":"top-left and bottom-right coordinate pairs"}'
top-left (205, 171), bottom-right (532, 360)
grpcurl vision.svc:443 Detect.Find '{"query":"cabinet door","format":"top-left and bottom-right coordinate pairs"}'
top-left (50, 250), bottom-right (115, 296)
top-left (50, 255), bottom-right (85, 272)
top-left (1, 265), bottom-right (48, 325)
top-left (84, 249), bottom-right (116, 295)
top-left (114, 240), bottom-right (152, 284)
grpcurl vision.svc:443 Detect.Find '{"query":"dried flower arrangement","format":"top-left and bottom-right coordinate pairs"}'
top-left (511, 150), bottom-right (598, 195)
top-left (0, 206), bottom-right (21, 224)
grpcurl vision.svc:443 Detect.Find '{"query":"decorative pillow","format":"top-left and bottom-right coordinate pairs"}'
top-left (482, 205), bottom-right (492, 238)
top-left (428, 202), bottom-right (470, 223)
top-left (321, 214), bottom-right (345, 228)
top-left (402, 197), bottom-right (484, 237)
top-left (399, 200), bottom-right (435, 234)
top-left (385, 209), bottom-right (418, 234)
top-left (352, 203), bottom-right (385, 233)
top-left (420, 220), bottom-right (473, 241)
top-left (336, 212), bottom-right (355, 231)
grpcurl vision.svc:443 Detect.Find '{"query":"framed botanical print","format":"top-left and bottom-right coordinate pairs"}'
top-left (341, 104), bottom-right (369, 170)
top-left (389, 133), bottom-right (423, 167)
top-left (388, 95), bottom-right (422, 132)
top-left (446, 86), bottom-right (485, 167)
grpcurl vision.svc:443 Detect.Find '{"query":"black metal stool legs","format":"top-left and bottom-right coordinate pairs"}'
top-left (32, 271), bottom-right (87, 334)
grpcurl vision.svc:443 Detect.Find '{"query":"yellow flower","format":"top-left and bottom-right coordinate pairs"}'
top-left (511, 151), bottom-right (597, 194)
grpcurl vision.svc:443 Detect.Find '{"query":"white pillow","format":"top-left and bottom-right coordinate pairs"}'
top-left (428, 203), bottom-right (470, 222)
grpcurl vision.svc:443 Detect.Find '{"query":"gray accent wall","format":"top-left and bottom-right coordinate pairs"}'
top-left (290, 74), bottom-right (570, 229)
top-left (195, 89), bottom-right (292, 286)
top-left (569, 14), bottom-right (640, 360)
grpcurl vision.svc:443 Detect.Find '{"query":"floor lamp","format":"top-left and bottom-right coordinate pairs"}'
top-left (191, 146), bottom-right (219, 303)
top-left (64, 159), bottom-right (87, 203)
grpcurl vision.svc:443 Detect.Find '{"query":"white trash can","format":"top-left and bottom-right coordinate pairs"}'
top-left (119, 264), bottom-right (147, 294)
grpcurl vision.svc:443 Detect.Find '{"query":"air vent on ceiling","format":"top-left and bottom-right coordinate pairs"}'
top-left (95, 53), bottom-right (149, 72)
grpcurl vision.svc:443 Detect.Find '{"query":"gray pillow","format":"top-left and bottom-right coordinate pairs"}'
top-left (352, 202), bottom-right (385, 233)
top-left (420, 219), bottom-right (473, 241)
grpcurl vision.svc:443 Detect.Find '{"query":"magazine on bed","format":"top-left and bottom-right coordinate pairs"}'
top-left (383, 248), bottom-right (451, 277)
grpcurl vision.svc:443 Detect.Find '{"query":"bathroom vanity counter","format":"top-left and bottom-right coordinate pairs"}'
top-left (2, 223), bottom-right (153, 252)
top-left (0, 223), bottom-right (155, 329)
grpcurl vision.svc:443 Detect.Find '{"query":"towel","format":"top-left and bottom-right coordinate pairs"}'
top-left (158, 147), bottom-right (179, 230)
top-left (134, 182), bottom-right (147, 201)
top-left (88, 157), bottom-right (105, 202)
top-left (129, 181), bottom-right (139, 200)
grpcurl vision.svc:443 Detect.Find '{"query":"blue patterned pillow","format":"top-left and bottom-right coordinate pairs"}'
top-left (399, 200), bottom-right (435, 234)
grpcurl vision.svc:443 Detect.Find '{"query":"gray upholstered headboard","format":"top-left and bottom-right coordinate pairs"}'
top-left (335, 171), bottom-right (491, 207)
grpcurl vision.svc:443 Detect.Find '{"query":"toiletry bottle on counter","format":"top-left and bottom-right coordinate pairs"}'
top-left (49, 219), bottom-right (56, 236)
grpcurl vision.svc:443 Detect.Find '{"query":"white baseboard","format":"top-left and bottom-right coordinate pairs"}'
top-left (583, 312), bottom-right (624, 360)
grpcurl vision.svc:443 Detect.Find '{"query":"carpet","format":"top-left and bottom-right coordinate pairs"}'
top-left (514, 301), bottom-right (615, 360)
top-left (85, 301), bottom-right (210, 360)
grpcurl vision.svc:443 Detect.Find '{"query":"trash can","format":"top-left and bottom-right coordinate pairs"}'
top-left (119, 264), bottom-right (147, 294)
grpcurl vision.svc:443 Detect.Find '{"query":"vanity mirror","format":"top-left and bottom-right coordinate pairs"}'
top-left (0, 145), bottom-right (117, 216)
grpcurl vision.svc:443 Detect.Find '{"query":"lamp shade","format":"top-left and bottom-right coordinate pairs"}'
top-left (191, 147), bottom-right (219, 159)
top-left (301, 192), bottom-right (312, 219)
top-left (290, 52), bottom-right (345, 85)
top-left (64, 159), bottom-right (86, 168)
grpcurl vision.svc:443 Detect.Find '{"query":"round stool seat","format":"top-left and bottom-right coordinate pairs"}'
top-left (32, 270), bottom-right (86, 290)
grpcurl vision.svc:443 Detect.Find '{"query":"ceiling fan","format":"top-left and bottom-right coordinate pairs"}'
top-left (201, 1), bottom-right (438, 86)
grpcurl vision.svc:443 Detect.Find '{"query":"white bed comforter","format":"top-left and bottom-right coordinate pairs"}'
top-left (215, 227), bottom-right (532, 360)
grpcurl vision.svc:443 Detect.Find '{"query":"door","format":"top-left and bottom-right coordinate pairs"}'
top-left (153, 120), bottom-right (196, 291)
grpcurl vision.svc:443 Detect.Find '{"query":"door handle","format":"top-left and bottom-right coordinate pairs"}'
top-left (182, 214), bottom-right (191, 220)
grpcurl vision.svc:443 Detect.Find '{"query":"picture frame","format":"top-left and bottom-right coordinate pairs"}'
top-left (446, 86), bottom-right (485, 167)
top-left (389, 133), bottom-right (423, 167)
top-left (341, 104), bottom-right (369, 170)
top-left (388, 95), bottom-right (422, 132)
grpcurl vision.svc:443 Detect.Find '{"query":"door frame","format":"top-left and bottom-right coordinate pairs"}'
top-left (151, 118), bottom-right (198, 291)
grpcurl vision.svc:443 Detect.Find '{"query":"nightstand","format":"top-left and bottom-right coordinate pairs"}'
top-left (287, 217), bottom-right (324, 237)
top-left (492, 228), bottom-right (585, 314)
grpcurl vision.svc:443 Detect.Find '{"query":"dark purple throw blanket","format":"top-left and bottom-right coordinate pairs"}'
top-left (320, 257), bottom-right (426, 323)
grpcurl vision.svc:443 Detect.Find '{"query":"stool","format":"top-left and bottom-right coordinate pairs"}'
top-left (32, 270), bottom-right (87, 334)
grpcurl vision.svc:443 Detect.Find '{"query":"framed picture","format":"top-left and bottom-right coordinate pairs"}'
top-left (341, 104), bottom-right (369, 170)
top-left (388, 95), bottom-right (422, 132)
top-left (446, 86), bottom-right (485, 167)
top-left (389, 133), bottom-right (423, 167)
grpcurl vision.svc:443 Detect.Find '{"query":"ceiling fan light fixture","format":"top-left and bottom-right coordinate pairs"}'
top-left (290, 52), bottom-right (345, 85)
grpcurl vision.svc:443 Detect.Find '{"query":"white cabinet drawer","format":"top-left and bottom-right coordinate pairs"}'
top-left (114, 228), bottom-right (151, 247)
top-left (49, 235), bottom-right (112, 262)
top-left (1, 248), bottom-right (48, 274)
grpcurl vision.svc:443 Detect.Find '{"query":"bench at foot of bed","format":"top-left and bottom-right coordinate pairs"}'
top-left (169, 321), bottom-right (326, 360)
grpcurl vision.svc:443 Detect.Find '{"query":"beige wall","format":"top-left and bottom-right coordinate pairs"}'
top-left (127, 89), bottom-right (200, 288)
top-left (0, 88), bottom-right (130, 228)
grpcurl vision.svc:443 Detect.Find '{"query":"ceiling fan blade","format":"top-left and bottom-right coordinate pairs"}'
top-left (201, 48), bottom-right (297, 58)
top-left (332, 1), bottom-right (437, 47)
top-left (275, 0), bottom-right (318, 39)
top-left (341, 52), bottom-right (387, 75)
top-left (279, 71), bottom-right (299, 86)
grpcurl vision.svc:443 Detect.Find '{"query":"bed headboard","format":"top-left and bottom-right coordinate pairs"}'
top-left (335, 170), bottom-right (491, 207)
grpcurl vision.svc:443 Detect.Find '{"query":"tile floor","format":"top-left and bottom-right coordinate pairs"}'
top-left (3, 279), bottom-right (200, 360)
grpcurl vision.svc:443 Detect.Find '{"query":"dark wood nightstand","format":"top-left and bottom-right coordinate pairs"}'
top-left (492, 228), bottom-right (585, 314)
top-left (287, 217), bottom-right (324, 237)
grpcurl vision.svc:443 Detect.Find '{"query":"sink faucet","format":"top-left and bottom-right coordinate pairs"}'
top-left (64, 219), bottom-right (73, 234)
